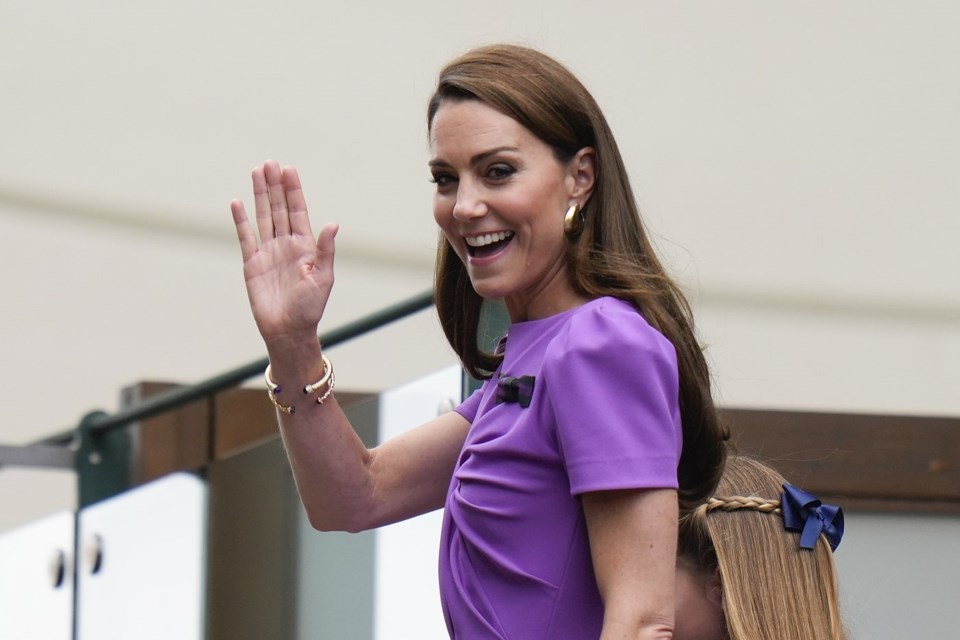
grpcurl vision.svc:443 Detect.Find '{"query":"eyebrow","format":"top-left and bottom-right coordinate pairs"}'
top-left (428, 146), bottom-right (521, 168)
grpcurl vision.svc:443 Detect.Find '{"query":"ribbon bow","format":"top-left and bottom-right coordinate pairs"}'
top-left (495, 375), bottom-right (536, 408)
top-left (781, 483), bottom-right (845, 551)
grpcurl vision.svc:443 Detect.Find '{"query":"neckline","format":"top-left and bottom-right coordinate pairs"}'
top-left (505, 297), bottom-right (608, 342)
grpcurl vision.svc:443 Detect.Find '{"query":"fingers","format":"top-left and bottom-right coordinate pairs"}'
top-left (252, 165), bottom-right (274, 243)
top-left (230, 199), bottom-right (259, 262)
top-left (282, 166), bottom-right (313, 237)
top-left (264, 160), bottom-right (292, 237)
top-left (237, 160), bottom-right (326, 256)
top-left (251, 160), bottom-right (315, 240)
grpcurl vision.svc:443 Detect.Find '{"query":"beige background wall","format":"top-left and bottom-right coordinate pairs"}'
top-left (1, 1), bottom-right (957, 637)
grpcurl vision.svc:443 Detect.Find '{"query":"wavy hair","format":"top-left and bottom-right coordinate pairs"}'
top-left (427, 44), bottom-right (727, 507)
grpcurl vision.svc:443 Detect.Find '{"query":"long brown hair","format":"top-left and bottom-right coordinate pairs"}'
top-left (427, 44), bottom-right (727, 508)
top-left (678, 456), bottom-right (847, 639)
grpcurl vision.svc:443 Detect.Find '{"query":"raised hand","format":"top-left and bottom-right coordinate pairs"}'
top-left (230, 160), bottom-right (338, 345)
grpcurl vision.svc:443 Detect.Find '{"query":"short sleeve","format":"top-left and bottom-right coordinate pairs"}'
top-left (544, 299), bottom-right (682, 495)
top-left (454, 385), bottom-right (484, 423)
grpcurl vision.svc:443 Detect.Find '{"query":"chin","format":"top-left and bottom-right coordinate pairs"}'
top-left (466, 280), bottom-right (509, 302)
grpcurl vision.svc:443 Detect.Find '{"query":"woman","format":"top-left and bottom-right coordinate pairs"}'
top-left (675, 456), bottom-right (847, 640)
top-left (231, 44), bottom-right (727, 639)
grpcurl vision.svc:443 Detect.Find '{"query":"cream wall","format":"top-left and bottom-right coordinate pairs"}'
top-left (1, 1), bottom-right (957, 637)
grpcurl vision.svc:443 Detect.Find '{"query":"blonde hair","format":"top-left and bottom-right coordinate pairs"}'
top-left (678, 456), bottom-right (847, 639)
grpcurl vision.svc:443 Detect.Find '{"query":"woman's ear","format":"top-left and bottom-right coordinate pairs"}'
top-left (567, 147), bottom-right (596, 202)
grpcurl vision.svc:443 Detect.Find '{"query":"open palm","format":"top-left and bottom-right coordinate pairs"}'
top-left (230, 160), bottom-right (338, 342)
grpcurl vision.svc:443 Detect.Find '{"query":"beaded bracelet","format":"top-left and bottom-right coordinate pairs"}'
top-left (315, 370), bottom-right (336, 405)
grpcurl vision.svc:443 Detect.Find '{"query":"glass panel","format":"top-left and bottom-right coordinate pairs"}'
top-left (76, 472), bottom-right (206, 640)
top-left (373, 365), bottom-right (460, 640)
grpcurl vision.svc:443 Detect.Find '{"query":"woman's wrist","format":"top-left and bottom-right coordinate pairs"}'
top-left (263, 335), bottom-right (334, 415)
top-left (264, 332), bottom-right (325, 377)
top-left (265, 353), bottom-right (336, 414)
top-left (262, 326), bottom-right (322, 356)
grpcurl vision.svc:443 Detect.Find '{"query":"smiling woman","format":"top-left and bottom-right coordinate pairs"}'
top-left (230, 43), bottom-right (728, 639)
top-left (429, 99), bottom-right (593, 320)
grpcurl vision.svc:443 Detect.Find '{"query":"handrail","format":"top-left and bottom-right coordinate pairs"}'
top-left (2, 290), bottom-right (435, 468)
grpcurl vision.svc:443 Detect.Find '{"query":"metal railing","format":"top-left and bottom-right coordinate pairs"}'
top-left (0, 290), bottom-right (435, 473)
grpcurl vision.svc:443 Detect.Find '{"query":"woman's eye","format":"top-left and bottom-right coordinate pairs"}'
top-left (430, 173), bottom-right (456, 187)
top-left (487, 165), bottom-right (515, 180)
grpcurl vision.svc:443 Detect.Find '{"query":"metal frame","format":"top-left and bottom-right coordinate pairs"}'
top-left (0, 290), bottom-right (435, 507)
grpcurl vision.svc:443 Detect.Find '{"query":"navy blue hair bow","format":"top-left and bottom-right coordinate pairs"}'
top-left (496, 375), bottom-right (535, 408)
top-left (781, 483), bottom-right (844, 551)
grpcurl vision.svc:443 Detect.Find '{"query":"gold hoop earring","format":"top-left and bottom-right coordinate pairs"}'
top-left (563, 203), bottom-right (584, 238)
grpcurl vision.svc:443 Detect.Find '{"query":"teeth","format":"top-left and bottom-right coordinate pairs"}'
top-left (465, 231), bottom-right (513, 247)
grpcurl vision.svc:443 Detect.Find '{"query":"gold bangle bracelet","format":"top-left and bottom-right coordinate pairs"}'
top-left (303, 355), bottom-right (333, 395)
top-left (264, 364), bottom-right (295, 415)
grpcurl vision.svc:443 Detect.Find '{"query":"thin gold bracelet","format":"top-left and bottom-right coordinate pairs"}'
top-left (316, 371), bottom-right (336, 405)
top-left (264, 364), bottom-right (295, 415)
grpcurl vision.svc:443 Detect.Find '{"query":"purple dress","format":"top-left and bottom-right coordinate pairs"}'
top-left (439, 297), bottom-right (682, 639)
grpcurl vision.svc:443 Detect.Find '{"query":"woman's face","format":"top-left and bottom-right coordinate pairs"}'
top-left (429, 99), bottom-right (593, 321)
top-left (674, 559), bottom-right (727, 640)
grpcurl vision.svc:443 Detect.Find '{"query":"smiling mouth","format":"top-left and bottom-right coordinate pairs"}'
top-left (465, 231), bottom-right (514, 258)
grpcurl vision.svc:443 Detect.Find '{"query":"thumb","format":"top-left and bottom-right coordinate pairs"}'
top-left (316, 222), bottom-right (339, 263)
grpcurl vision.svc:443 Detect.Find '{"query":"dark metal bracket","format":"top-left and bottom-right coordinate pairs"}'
top-left (0, 444), bottom-right (75, 470)
top-left (76, 410), bottom-right (133, 508)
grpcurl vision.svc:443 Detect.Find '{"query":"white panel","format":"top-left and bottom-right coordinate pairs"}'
top-left (0, 510), bottom-right (74, 640)
top-left (76, 473), bottom-right (207, 640)
top-left (374, 365), bottom-right (462, 640)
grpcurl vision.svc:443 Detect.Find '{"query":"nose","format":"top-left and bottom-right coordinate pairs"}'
top-left (452, 180), bottom-right (487, 221)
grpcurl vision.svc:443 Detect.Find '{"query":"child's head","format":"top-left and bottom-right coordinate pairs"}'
top-left (675, 456), bottom-right (846, 640)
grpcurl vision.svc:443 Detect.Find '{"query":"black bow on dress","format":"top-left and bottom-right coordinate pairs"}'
top-left (495, 375), bottom-right (536, 408)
